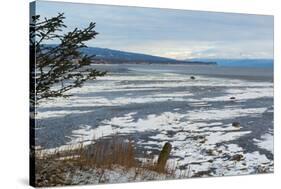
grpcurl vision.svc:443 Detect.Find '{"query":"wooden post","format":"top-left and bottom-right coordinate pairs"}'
top-left (157, 142), bottom-right (172, 172)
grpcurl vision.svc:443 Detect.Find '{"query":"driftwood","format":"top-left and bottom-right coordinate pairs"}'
top-left (157, 142), bottom-right (172, 172)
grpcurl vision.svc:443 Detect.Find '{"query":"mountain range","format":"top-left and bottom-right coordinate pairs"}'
top-left (43, 44), bottom-right (216, 65)
top-left (80, 47), bottom-right (216, 65)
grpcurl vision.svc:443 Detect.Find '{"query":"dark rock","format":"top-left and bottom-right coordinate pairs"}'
top-left (197, 135), bottom-right (205, 139)
top-left (194, 135), bottom-right (205, 141)
top-left (192, 170), bottom-right (212, 177)
top-left (199, 138), bottom-right (207, 144)
top-left (206, 149), bottom-right (215, 156)
top-left (231, 154), bottom-right (244, 161)
top-left (232, 122), bottom-right (240, 127)
top-left (190, 76), bottom-right (196, 80)
top-left (230, 97), bottom-right (236, 100)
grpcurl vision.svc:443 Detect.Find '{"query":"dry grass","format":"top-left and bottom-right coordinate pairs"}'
top-left (34, 136), bottom-right (176, 187)
top-left (70, 136), bottom-right (137, 169)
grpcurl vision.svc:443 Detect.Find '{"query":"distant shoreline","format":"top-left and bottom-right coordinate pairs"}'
top-left (91, 63), bottom-right (273, 82)
top-left (92, 58), bottom-right (217, 66)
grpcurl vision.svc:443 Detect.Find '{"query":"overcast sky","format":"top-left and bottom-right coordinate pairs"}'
top-left (36, 1), bottom-right (273, 60)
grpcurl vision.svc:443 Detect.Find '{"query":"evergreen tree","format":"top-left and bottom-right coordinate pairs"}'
top-left (30, 13), bottom-right (106, 106)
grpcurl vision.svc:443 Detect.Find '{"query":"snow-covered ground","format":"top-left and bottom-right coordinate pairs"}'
top-left (66, 165), bottom-right (169, 185)
top-left (36, 64), bottom-right (273, 180)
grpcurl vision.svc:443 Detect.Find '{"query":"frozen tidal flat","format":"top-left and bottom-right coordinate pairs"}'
top-left (36, 64), bottom-right (274, 177)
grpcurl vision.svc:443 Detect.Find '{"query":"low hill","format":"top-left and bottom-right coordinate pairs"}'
top-left (81, 47), bottom-right (216, 65)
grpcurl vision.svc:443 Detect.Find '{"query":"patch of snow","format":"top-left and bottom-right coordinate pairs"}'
top-left (254, 133), bottom-right (273, 153)
top-left (67, 165), bottom-right (168, 185)
top-left (37, 110), bottom-right (92, 119)
top-left (202, 87), bottom-right (273, 102)
top-left (206, 131), bottom-right (251, 144)
top-left (186, 107), bottom-right (267, 121)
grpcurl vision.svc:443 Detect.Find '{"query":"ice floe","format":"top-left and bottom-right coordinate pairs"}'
top-left (254, 132), bottom-right (274, 153)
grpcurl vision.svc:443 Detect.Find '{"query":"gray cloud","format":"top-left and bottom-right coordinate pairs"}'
top-left (36, 1), bottom-right (273, 59)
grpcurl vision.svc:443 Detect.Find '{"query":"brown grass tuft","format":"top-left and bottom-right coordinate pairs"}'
top-left (34, 136), bottom-right (176, 187)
